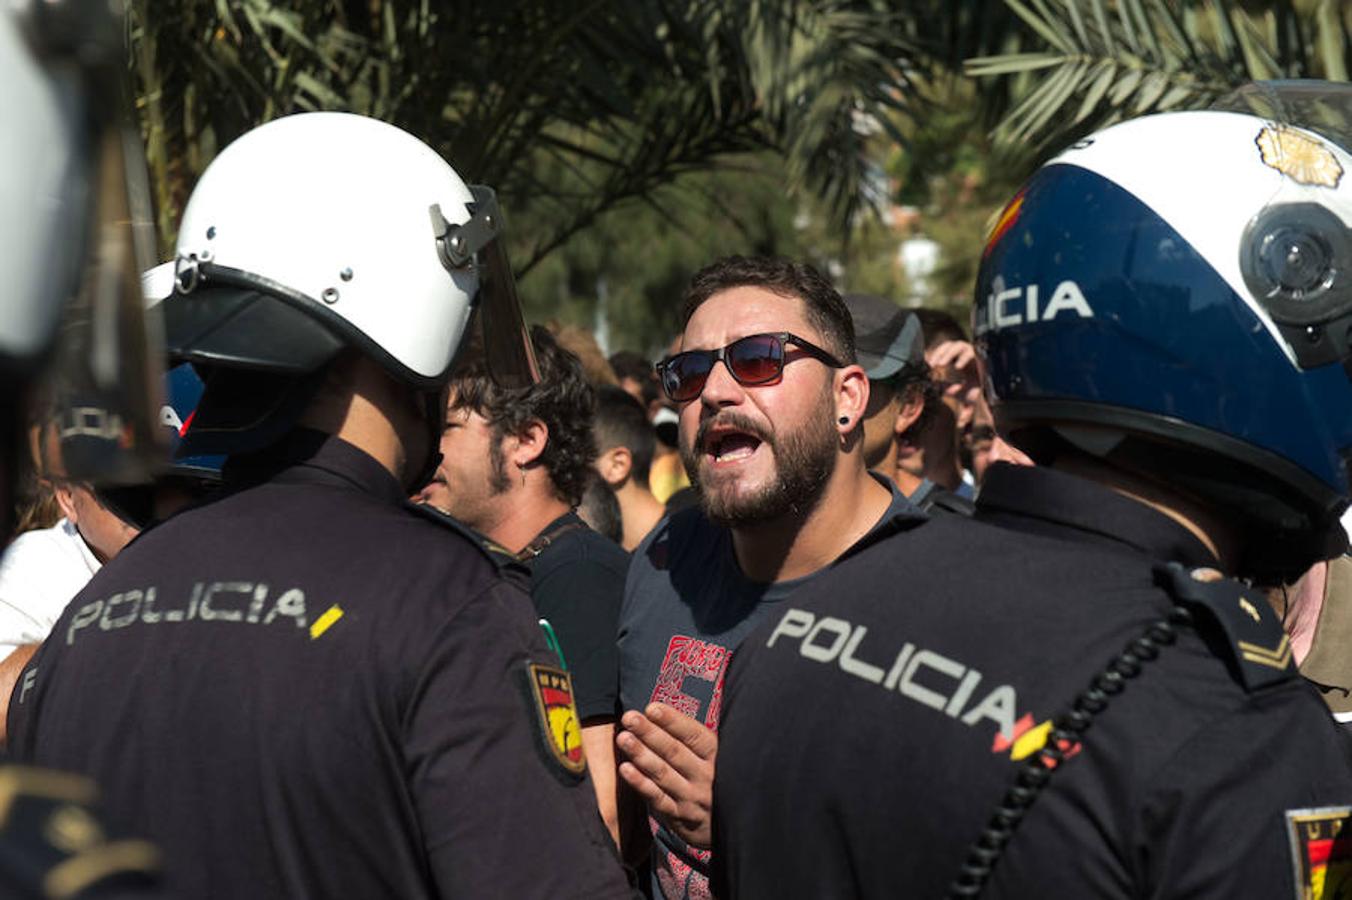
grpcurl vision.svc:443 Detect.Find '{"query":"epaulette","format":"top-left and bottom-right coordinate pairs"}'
top-left (1154, 561), bottom-right (1295, 692)
top-left (0, 766), bottom-right (162, 897)
top-left (403, 502), bottom-right (531, 589)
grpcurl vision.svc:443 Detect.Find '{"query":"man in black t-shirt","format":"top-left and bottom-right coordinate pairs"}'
top-left (420, 325), bottom-right (628, 846)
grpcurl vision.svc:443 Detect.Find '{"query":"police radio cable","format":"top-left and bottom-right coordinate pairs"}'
top-left (946, 565), bottom-right (1198, 898)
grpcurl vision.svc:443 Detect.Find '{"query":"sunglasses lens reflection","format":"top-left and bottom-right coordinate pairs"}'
top-left (662, 334), bottom-right (788, 401)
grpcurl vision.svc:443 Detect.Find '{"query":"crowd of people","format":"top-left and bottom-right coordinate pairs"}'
top-left (5, 6), bottom-right (1352, 897)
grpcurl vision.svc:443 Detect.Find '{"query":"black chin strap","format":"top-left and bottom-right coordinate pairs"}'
top-left (403, 390), bottom-right (445, 494)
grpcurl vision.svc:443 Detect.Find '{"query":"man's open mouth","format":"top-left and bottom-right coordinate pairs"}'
top-left (708, 432), bottom-right (762, 462)
top-left (697, 415), bottom-right (770, 466)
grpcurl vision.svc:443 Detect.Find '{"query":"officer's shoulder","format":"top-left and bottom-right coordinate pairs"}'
top-left (1154, 562), bottom-right (1297, 693)
top-left (401, 502), bottom-right (528, 581)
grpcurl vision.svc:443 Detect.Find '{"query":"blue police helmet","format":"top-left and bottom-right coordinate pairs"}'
top-left (976, 81), bottom-right (1352, 581)
top-left (161, 363), bottom-right (225, 481)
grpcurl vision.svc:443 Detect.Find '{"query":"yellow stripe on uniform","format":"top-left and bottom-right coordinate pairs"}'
top-left (309, 605), bottom-right (344, 640)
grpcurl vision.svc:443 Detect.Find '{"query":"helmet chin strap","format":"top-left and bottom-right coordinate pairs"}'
top-left (403, 390), bottom-right (445, 495)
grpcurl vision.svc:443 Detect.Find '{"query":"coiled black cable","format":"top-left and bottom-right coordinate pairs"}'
top-left (946, 605), bottom-right (1193, 898)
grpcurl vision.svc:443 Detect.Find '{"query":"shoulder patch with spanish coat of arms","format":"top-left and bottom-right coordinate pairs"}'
top-left (524, 663), bottom-right (586, 777)
top-left (1286, 806), bottom-right (1352, 899)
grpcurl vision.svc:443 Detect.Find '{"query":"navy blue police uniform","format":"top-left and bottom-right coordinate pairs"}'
top-left (8, 431), bottom-right (631, 899)
top-left (711, 463), bottom-right (1352, 899)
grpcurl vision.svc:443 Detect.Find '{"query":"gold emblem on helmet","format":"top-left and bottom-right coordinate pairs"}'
top-left (1256, 126), bottom-right (1344, 188)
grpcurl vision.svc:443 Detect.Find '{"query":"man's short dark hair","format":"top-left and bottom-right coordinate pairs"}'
top-left (595, 385), bottom-right (656, 489)
top-left (451, 325), bottom-right (596, 506)
top-left (578, 475), bottom-right (623, 544)
top-left (680, 256), bottom-right (856, 364)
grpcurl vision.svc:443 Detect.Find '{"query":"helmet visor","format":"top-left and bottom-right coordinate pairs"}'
top-left (476, 224), bottom-right (541, 389)
top-left (435, 185), bottom-right (539, 389)
top-left (41, 71), bottom-right (167, 487)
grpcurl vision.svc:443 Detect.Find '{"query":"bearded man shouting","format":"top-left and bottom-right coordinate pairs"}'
top-left (614, 256), bottom-right (922, 899)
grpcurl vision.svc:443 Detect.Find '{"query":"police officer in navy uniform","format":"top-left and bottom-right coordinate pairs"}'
top-left (8, 113), bottom-right (631, 898)
top-left (710, 85), bottom-right (1352, 899)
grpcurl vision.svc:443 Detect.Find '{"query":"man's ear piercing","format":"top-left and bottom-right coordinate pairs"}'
top-left (839, 416), bottom-right (849, 425)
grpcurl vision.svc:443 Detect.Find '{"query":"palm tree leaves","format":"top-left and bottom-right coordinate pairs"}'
top-left (128, 0), bottom-right (930, 271)
top-left (967, 0), bottom-right (1352, 157)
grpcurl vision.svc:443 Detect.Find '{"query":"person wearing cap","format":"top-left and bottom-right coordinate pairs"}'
top-left (7, 113), bottom-right (630, 899)
top-left (613, 255), bottom-right (923, 899)
top-left (844, 293), bottom-right (975, 516)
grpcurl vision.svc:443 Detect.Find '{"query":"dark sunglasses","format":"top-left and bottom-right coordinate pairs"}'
top-left (655, 332), bottom-right (844, 403)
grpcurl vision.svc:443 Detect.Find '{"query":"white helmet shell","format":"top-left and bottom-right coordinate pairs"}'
top-left (174, 112), bottom-right (481, 383)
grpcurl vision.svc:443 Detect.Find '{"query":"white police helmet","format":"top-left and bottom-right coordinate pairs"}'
top-left (169, 112), bottom-right (535, 385)
top-left (163, 112), bottom-right (537, 458)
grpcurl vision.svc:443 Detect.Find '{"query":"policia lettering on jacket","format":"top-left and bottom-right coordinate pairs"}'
top-left (767, 609), bottom-right (1022, 739)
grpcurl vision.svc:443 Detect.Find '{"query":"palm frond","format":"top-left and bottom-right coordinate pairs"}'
top-left (965, 0), bottom-right (1351, 157)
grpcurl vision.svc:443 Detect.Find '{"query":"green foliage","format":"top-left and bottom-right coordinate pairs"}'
top-left (516, 153), bottom-right (804, 356)
top-left (967, 0), bottom-right (1352, 157)
top-left (128, 0), bottom-right (929, 270)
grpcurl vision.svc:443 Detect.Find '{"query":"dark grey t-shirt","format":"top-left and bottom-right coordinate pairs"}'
top-left (617, 477), bottom-right (920, 900)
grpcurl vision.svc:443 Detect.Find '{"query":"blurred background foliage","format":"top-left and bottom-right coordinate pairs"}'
top-left (130, 0), bottom-right (1350, 356)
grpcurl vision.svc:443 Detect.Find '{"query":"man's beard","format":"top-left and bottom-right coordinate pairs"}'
top-left (681, 391), bottom-right (837, 527)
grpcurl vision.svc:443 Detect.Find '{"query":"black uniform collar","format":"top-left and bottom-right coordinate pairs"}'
top-left (223, 429), bottom-right (406, 506)
top-left (976, 463), bottom-right (1220, 569)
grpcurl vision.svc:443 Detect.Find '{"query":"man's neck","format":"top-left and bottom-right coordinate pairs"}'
top-left (730, 464), bottom-right (892, 583)
top-left (1053, 455), bottom-right (1238, 570)
top-left (615, 482), bottom-right (665, 552)
top-left (485, 483), bottom-right (571, 555)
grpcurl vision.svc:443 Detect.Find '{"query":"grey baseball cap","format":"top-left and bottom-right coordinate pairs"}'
top-left (843, 294), bottom-right (925, 381)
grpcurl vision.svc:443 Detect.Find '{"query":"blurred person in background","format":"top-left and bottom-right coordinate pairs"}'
top-left (903, 308), bottom-right (979, 498)
top-left (425, 325), bottom-right (628, 846)
top-left (1268, 501), bottom-right (1352, 730)
top-left (594, 385), bottom-right (665, 550)
top-left (610, 350), bottom-right (664, 420)
top-left (579, 473), bottom-right (625, 545)
top-left (845, 293), bottom-right (974, 516)
top-left (648, 337), bottom-right (694, 504)
top-left (10, 418), bottom-right (63, 539)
